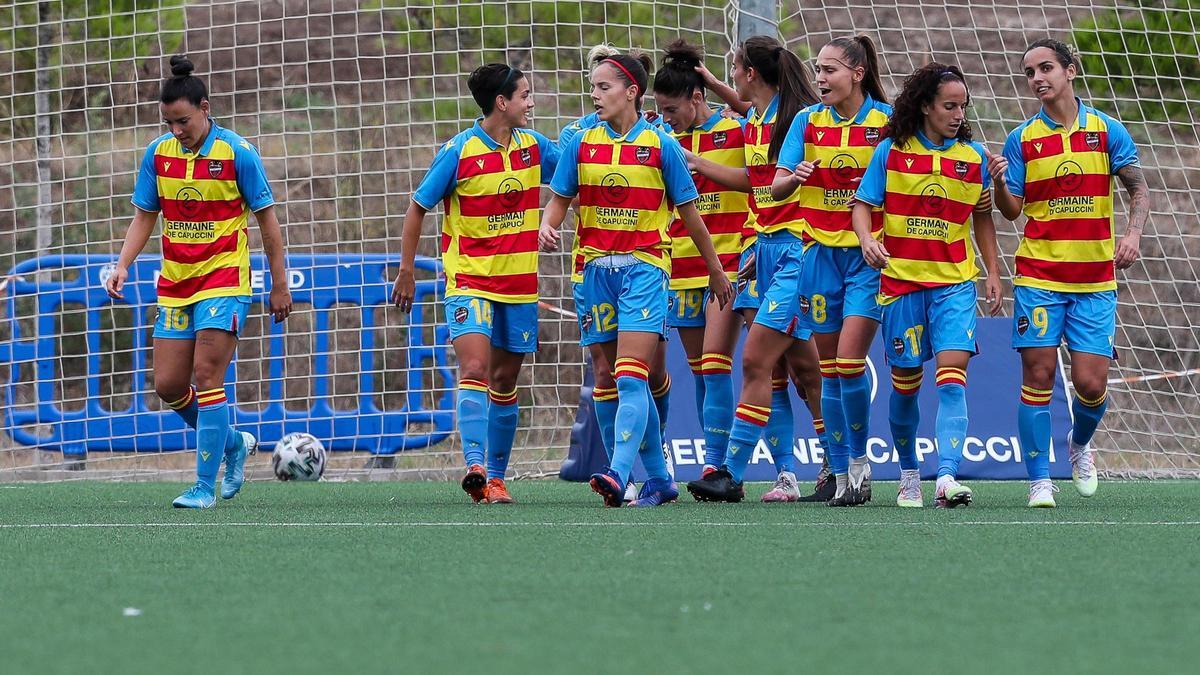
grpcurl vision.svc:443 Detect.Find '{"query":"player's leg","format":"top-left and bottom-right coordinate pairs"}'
top-left (837, 249), bottom-right (883, 497)
top-left (800, 244), bottom-right (850, 499)
top-left (676, 322), bottom-right (707, 429)
top-left (577, 280), bottom-right (619, 463)
top-left (446, 295), bottom-right (495, 503)
top-left (1063, 290), bottom-right (1118, 498)
top-left (194, 298), bottom-right (254, 500)
top-left (1013, 286), bottom-right (1066, 507)
top-left (890, 365), bottom-right (924, 507)
top-left (174, 327), bottom-right (239, 508)
top-left (648, 341), bottom-right (671, 457)
top-left (760, 359), bottom-right (798, 502)
top-left (482, 300), bottom-right (536, 504)
top-left (697, 296), bottom-right (742, 473)
top-left (927, 282), bottom-right (979, 509)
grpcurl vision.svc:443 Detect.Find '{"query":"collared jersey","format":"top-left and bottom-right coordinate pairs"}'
top-left (131, 120), bottom-right (274, 308)
top-left (778, 96), bottom-right (892, 247)
top-left (1002, 99), bottom-right (1138, 293)
top-left (744, 95), bottom-right (805, 238)
top-left (413, 121), bottom-right (559, 303)
top-left (856, 131), bottom-right (992, 300)
top-left (551, 116), bottom-right (698, 275)
top-left (668, 110), bottom-right (749, 289)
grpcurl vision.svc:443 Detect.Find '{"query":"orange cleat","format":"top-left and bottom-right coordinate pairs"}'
top-left (461, 464), bottom-right (487, 503)
top-left (484, 478), bottom-right (514, 504)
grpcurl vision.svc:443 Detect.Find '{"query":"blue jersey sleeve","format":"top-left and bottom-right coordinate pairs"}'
top-left (776, 110), bottom-right (811, 172)
top-left (969, 142), bottom-right (992, 191)
top-left (558, 117), bottom-right (587, 149)
top-left (130, 138), bottom-right (163, 212)
top-left (1103, 114), bottom-right (1139, 173)
top-left (659, 132), bottom-right (699, 206)
top-left (1001, 128), bottom-right (1027, 198)
top-left (530, 130), bottom-right (560, 185)
top-left (231, 138), bottom-right (275, 212)
top-left (412, 138), bottom-right (461, 210)
top-left (549, 132), bottom-right (582, 198)
top-left (854, 139), bottom-right (892, 207)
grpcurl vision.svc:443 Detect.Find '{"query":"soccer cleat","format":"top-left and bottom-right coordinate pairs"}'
top-left (630, 478), bottom-right (679, 507)
top-left (461, 464), bottom-right (488, 503)
top-left (848, 456), bottom-right (873, 504)
top-left (1069, 439), bottom-right (1098, 497)
top-left (685, 467), bottom-right (745, 503)
top-left (896, 469), bottom-right (923, 508)
top-left (798, 464), bottom-right (836, 502)
top-left (623, 480), bottom-right (639, 503)
top-left (761, 471), bottom-right (801, 502)
top-left (484, 478), bottom-right (514, 504)
top-left (172, 483), bottom-right (216, 509)
top-left (219, 431), bottom-right (258, 500)
top-left (1028, 479), bottom-right (1058, 508)
top-left (589, 469), bottom-right (625, 508)
top-left (934, 477), bottom-right (973, 509)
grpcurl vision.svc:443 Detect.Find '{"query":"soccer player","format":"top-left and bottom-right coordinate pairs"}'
top-left (392, 64), bottom-right (560, 504)
top-left (105, 55), bottom-right (292, 508)
top-left (683, 36), bottom-right (825, 503)
top-left (650, 40), bottom-right (750, 498)
top-left (539, 52), bottom-right (734, 507)
top-left (772, 36), bottom-right (892, 506)
top-left (991, 39), bottom-right (1147, 508)
top-left (851, 63), bottom-right (1003, 508)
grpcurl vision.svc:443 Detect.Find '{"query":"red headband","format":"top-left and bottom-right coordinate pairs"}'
top-left (602, 58), bottom-right (640, 94)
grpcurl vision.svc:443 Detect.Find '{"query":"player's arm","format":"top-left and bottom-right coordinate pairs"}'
top-left (695, 63), bottom-right (751, 116)
top-left (991, 133), bottom-right (1025, 220)
top-left (852, 141), bottom-right (891, 269)
top-left (676, 201), bottom-right (734, 308)
top-left (392, 138), bottom-right (459, 312)
top-left (254, 205), bottom-right (292, 323)
top-left (971, 193), bottom-right (1004, 316)
top-left (105, 207), bottom-right (157, 300)
top-left (771, 112), bottom-right (817, 201)
top-left (538, 194), bottom-right (573, 252)
top-left (1113, 140), bottom-right (1149, 269)
top-left (539, 133), bottom-right (582, 252)
top-left (688, 152), bottom-right (751, 192)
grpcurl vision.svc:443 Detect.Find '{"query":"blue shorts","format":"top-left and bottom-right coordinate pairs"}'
top-left (733, 246), bottom-right (760, 313)
top-left (799, 243), bottom-right (881, 333)
top-left (578, 257), bottom-right (668, 346)
top-left (667, 287), bottom-right (709, 328)
top-left (751, 232), bottom-right (812, 340)
top-left (1012, 286), bottom-right (1117, 358)
top-left (881, 281), bottom-right (979, 368)
top-left (153, 296), bottom-right (250, 340)
top-left (445, 295), bottom-right (538, 353)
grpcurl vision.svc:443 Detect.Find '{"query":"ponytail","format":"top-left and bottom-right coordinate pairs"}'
top-left (598, 52), bottom-right (654, 110)
top-left (737, 36), bottom-right (819, 162)
top-left (826, 35), bottom-right (887, 104)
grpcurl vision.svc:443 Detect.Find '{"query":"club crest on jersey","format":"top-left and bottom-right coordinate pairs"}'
top-left (1017, 316), bottom-right (1030, 335)
top-left (519, 147), bottom-right (532, 166)
top-left (454, 307), bottom-right (469, 324)
top-left (207, 160), bottom-right (224, 179)
top-left (798, 295), bottom-right (811, 314)
top-left (712, 131), bottom-right (727, 148)
top-left (864, 127), bottom-right (880, 145)
top-left (1085, 131), bottom-right (1101, 150)
top-left (954, 160), bottom-right (970, 179)
top-left (635, 146), bottom-right (652, 164)
top-left (892, 337), bottom-right (905, 356)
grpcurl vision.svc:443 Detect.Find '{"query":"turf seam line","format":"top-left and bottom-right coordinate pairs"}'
top-left (3, 521), bottom-right (1200, 529)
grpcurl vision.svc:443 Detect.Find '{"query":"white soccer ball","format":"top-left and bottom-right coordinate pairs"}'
top-left (271, 432), bottom-right (327, 481)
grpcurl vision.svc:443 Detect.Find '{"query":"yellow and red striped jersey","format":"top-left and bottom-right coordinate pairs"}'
top-left (744, 95), bottom-right (804, 238)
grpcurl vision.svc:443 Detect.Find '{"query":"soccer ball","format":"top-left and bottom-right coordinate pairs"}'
top-left (271, 432), bottom-right (327, 481)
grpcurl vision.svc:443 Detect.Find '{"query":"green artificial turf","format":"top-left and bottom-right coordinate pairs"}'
top-left (1, 480), bottom-right (1197, 674)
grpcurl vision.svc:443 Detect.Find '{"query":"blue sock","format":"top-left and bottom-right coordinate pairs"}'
top-left (820, 360), bottom-right (850, 475)
top-left (839, 359), bottom-right (871, 460)
top-left (652, 376), bottom-right (671, 440)
top-left (766, 380), bottom-right (796, 474)
top-left (166, 386), bottom-right (241, 453)
top-left (700, 354), bottom-right (734, 467)
top-left (593, 385), bottom-right (619, 462)
top-left (486, 387), bottom-right (519, 480)
top-left (195, 388), bottom-right (230, 491)
top-left (934, 368), bottom-right (968, 478)
top-left (687, 358), bottom-right (706, 422)
top-left (1019, 385), bottom-right (1054, 481)
top-left (890, 371), bottom-right (922, 471)
top-left (611, 359), bottom-right (653, 485)
top-left (724, 403), bottom-right (770, 483)
top-left (1071, 390), bottom-right (1109, 446)
top-left (457, 379), bottom-right (489, 468)
top-left (637, 387), bottom-right (669, 482)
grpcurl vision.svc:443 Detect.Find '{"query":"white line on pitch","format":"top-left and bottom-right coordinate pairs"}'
top-left (1, 520), bottom-right (1199, 529)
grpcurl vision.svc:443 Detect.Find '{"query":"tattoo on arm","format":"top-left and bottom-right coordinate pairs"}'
top-left (1116, 164), bottom-right (1150, 232)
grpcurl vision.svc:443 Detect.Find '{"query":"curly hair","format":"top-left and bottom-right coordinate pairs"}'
top-left (885, 62), bottom-right (973, 147)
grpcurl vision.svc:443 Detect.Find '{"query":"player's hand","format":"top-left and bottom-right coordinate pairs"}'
top-left (738, 250), bottom-right (756, 284)
top-left (708, 269), bottom-right (734, 310)
top-left (269, 284), bottom-right (292, 323)
top-left (791, 158), bottom-right (821, 185)
top-left (984, 149), bottom-right (1008, 185)
top-left (861, 237), bottom-right (890, 269)
top-left (984, 275), bottom-right (1003, 316)
top-left (391, 267), bottom-right (416, 313)
top-left (539, 223), bottom-right (561, 252)
top-left (104, 265), bottom-right (128, 300)
top-left (1114, 229), bottom-right (1141, 270)
top-left (684, 149), bottom-right (700, 172)
top-left (694, 63), bottom-right (722, 90)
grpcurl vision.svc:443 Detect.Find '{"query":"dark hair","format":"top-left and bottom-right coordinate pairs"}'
top-left (468, 63), bottom-right (525, 115)
top-left (653, 39), bottom-right (705, 99)
top-left (160, 55), bottom-right (208, 106)
top-left (885, 63), bottom-right (973, 147)
top-left (1023, 38), bottom-right (1080, 71)
top-left (736, 36), bottom-right (819, 161)
top-left (595, 52), bottom-right (654, 110)
top-left (825, 35), bottom-right (888, 104)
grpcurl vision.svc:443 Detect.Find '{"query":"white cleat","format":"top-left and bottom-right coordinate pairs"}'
top-left (934, 475), bottom-right (972, 508)
top-left (761, 471), bottom-right (801, 502)
top-left (847, 456), bottom-right (873, 504)
top-left (896, 469), bottom-right (923, 508)
top-left (1028, 479), bottom-right (1059, 508)
top-left (623, 480), bottom-right (639, 503)
top-left (1068, 438), bottom-right (1098, 497)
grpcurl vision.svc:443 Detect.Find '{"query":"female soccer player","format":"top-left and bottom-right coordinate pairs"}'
top-left (392, 63), bottom-right (559, 504)
top-left (683, 36), bottom-right (825, 503)
top-left (772, 35), bottom-right (892, 505)
top-left (991, 39), bottom-right (1147, 508)
top-left (650, 39), bottom-right (750, 496)
top-left (539, 52), bottom-right (734, 507)
top-left (105, 56), bottom-right (292, 508)
top-left (852, 63), bottom-right (1002, 508)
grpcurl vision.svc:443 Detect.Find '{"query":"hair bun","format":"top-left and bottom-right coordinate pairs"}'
top-left (169, 55), bottom-right (195, 78)
top-left (663, 38), bottom-right (703, 69)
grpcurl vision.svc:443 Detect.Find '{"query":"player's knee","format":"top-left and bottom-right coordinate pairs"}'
top-left (1021, 361), bottom-right (1056, 390)
top-left (742, 357), bottom-right (773, 386)
top-left (458, 359), bottom-right (488, 383)
top-left (1072, 376), bottom-right (1107, 403)
top-left (154, 380), bottom-right (189, 404)
top-left (190, 360), bottom-right (225, 390)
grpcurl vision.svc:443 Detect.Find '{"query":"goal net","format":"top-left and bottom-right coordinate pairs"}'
top-left (0, 0), bottom-right (1196, 481)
